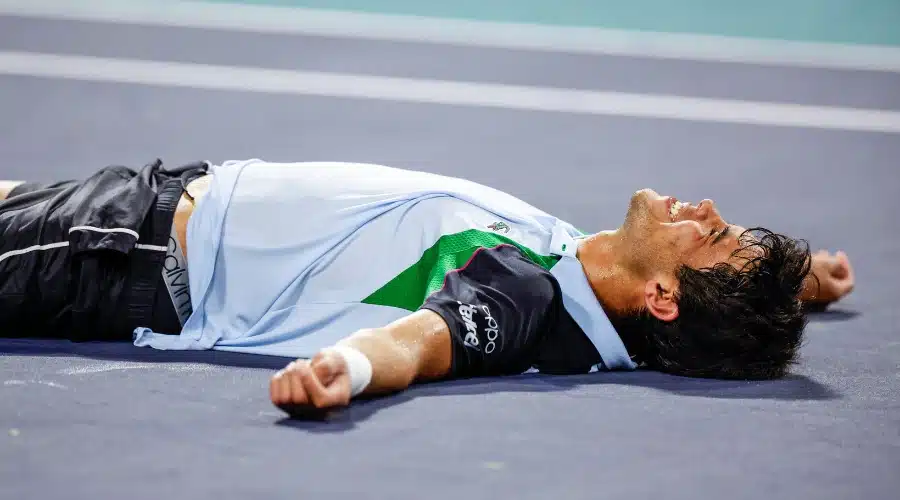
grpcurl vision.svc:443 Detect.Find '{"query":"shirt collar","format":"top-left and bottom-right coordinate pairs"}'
top-left (546, 222), bottom-right (637, 371)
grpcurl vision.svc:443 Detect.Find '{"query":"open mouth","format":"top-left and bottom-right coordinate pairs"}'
top-left (667, 197), bottom-right (687, 222)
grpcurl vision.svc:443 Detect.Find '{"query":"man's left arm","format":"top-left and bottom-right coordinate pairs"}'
top-left (801, 250), bottom-right (855, 308)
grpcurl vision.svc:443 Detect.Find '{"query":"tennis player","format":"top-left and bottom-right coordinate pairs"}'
top-left (0, 159), bottom-right (853, 416)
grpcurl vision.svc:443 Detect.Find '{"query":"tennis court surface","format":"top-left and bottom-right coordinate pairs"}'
top-left (1, 3), bottom-right (899, 499)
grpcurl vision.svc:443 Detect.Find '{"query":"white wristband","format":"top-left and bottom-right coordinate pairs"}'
top-left (327, 345), bottom-right (373, 398)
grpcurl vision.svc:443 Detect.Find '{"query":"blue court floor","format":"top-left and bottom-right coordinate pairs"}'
top-left (1, 7), bottom-right (899, 500)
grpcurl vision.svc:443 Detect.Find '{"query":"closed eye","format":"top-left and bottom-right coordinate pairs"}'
top-left (712, 225), bottom-right (730, 245)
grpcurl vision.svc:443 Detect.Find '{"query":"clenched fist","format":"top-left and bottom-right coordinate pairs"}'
top-left (270, 350), bottom-right (352, 418)
top-left (803, 250), bottom-right (855, 309)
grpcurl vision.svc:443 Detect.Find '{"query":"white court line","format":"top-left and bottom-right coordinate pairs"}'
top-left (58, 361), bottom-right (216, 375)
top-left (2, 51), bottom-right (900, 134)
top-left (1, 0), bottom-right (900, 73)
top-left (4, 379), bottom-right (68, 389)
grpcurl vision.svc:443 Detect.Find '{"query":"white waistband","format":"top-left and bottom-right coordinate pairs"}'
top-left (162, 222), bottom-right (192, 326)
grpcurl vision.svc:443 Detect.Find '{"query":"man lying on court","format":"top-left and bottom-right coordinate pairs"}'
top-left (0, 159), bottom-right (854, 417)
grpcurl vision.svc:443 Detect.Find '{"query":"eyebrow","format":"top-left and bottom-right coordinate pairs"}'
top-left (713, 225), bottom-right (731, 245)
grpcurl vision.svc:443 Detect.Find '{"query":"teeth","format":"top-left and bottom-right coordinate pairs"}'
top-left (669, 200), bottom-right (683, 221)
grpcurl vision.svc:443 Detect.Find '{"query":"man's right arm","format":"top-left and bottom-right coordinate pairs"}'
top-left (270, 244), bottom-right (559, 418)
top-left (269, 309), bottom-right (453, 415)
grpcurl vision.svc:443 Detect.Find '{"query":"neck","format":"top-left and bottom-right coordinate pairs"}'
top-left (575, 230), bottom-right (642, 314)
top-left (576, 230), bottom-right (647, 360)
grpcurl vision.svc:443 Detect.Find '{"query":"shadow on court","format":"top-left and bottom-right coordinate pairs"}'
top-left (1, 337), bottom-right (841, 435)
top-left (276, 369), bottom-right (840, 433)
top-left (805, 308), bottom-right (861, 322)
top-left (0, 338), bottom-right (291, 370)
top-left (1, 303), bottom-right (858, 370)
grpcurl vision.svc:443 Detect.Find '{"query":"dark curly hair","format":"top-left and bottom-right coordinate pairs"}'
top-left (610, 228), bottom-right (812, 380)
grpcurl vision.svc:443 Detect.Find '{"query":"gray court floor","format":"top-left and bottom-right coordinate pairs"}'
top-left (1, 13), bottom-right (899, 500)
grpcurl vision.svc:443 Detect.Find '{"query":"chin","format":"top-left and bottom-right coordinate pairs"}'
top-left (633, 188), bottom-right (661, 200)
top-left (621, 198), bottom-right (650, 234)
top-left (631, 189), bottom-right (660, 214)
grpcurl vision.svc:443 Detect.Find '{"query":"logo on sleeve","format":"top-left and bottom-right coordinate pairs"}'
top-left (487, 221), bottom-right (510, 233)
top-left (457, 301), bottom-right (501, 354)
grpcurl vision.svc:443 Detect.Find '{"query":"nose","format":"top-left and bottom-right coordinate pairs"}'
top-left (696, 199), bottom-right (727, 227)
top-left (696, 199), bottom-right (715, 220)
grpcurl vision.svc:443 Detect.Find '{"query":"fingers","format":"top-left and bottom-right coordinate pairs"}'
top-left (824, 251), bottom-right (853, 290)
top-left (311, 350), bottom-right (347, 387)
top-left (812, 250), bottom-right (854, 280)
top-left (833, 252), bottom-right (855, 295)
top-left (306, 355), bottom-right (351, 407)
top-left (803, 249), bottom-right (854, 308)
top-left (813, 251), bottom-right (839, 273)
top-left (269, 358), bottom-right (350, 415)
top-left (311, 352), bottom-right (336, 386)
top-left (270, 365), bottom-right (302, 406)
top-left (825, 253), bottom-right (847, 278)
top-left (806, 249), bottom-right (855, 306)
top-left (834, 251), bottom-right (852, 279)
top-left (290, 364), bottom-right (310, 405)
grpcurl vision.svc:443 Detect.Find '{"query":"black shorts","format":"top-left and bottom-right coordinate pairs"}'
top-left (0, 159), bottom-right (208, 341)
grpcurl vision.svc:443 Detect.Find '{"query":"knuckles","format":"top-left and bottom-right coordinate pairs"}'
top-left (269, 360), bottom-right (347, 410)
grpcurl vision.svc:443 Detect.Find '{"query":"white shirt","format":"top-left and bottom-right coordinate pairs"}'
top-left (133, 159), bottom-right (636, 372)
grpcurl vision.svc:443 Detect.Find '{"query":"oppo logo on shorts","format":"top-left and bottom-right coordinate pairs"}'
top-left (457, 301), bottom-right (500, 354)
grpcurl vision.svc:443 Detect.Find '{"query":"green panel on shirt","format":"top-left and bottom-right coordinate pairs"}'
top-left (362, 228), bottom-right (561, 311)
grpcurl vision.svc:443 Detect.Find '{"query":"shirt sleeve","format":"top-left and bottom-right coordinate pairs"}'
top-left (419, 244), bottom-right (556, 378)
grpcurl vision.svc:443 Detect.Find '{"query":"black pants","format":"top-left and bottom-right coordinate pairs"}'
top-left (0, 159), bottom-right (207, 341)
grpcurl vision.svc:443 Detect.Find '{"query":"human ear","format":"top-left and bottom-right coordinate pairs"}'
top-left (643, 279), bottom-right (679, 322)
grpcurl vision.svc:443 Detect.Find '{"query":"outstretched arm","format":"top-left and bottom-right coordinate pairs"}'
top-left (269, 309), bottom-right (452, 416)
top-left (269, 244), bottom-right (560, 418)
top-left (800, 250), bottom-right (855, 309)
